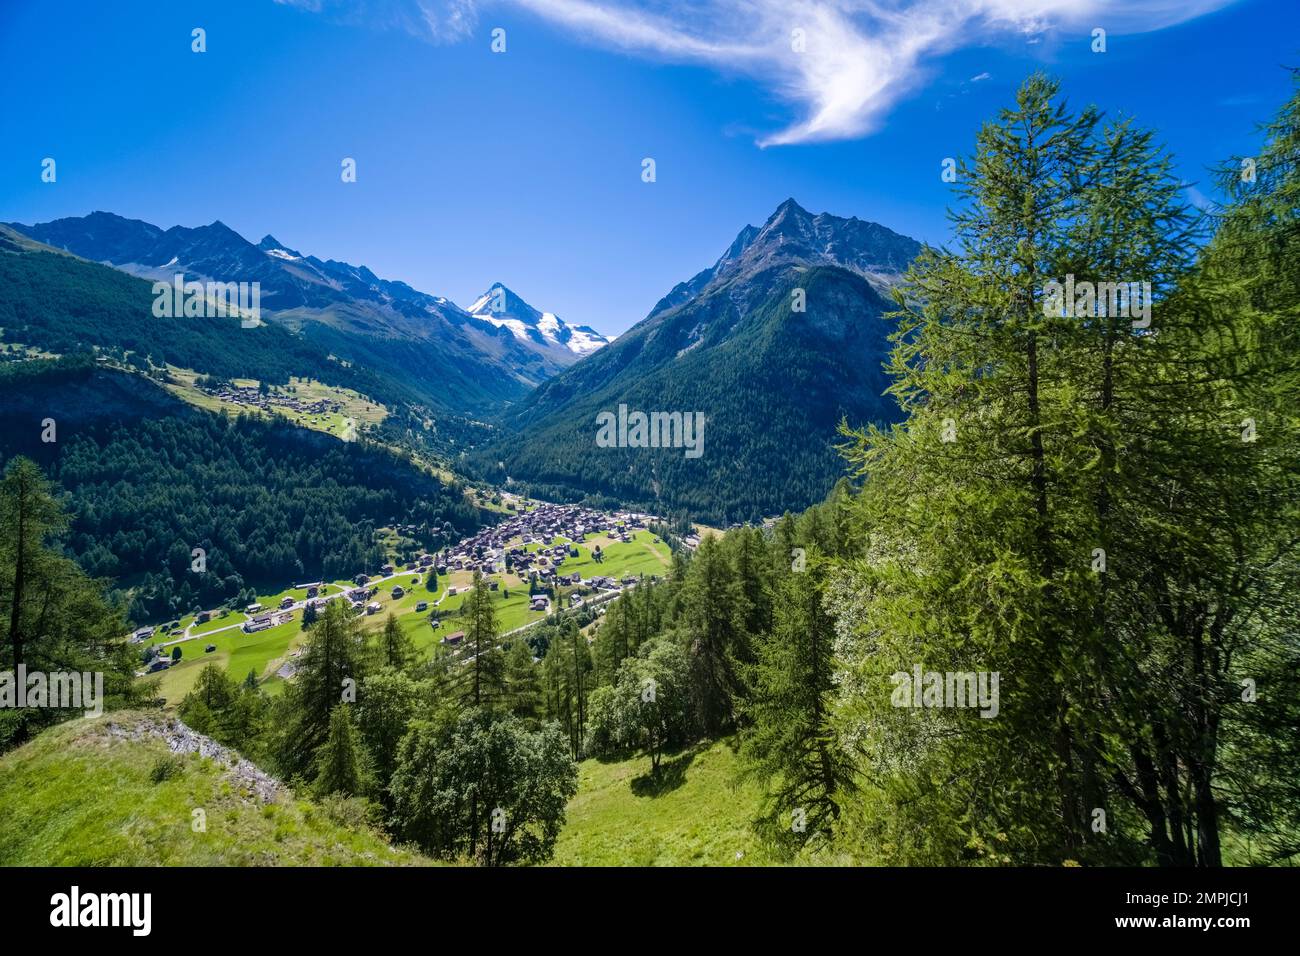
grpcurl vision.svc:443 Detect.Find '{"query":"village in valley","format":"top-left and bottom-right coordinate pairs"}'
top-left (129, 499), bottom-right (679, 705)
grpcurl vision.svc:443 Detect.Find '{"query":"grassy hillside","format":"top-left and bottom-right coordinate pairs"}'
top-left (552, 738), bottom-right (779, 866)
top-left (162, 370), bottom-right (389, 441)
top-left (1, 716), bottom-right (833, 868)
top-left (0, 711), bottom-right (428, 866)
top-left (146, 616), bottom-right (307, 703)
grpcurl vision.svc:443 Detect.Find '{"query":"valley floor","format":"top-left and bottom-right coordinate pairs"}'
top-left (136, 523), bottom-right (671, 706)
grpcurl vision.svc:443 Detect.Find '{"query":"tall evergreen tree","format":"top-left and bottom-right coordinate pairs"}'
top-left (0, 457), bottom-right (140, 749)
top-left (374, 612), bottom-right (416, 672)
top-left (834, 74), bottom-right (1189, 864)
top-left (271, 598), bottom-right (367, 783)
top-left (740, 551), bottom-right (855, 851)
top-left (1138, 74), bottom-right (1300, 865)
top-left (458, 571), bottom-right (506, 710)
top-left (682, 535), bottom-right (744, 736)
top-left (504, 637), bottom-right (543, 725)
top-left (356, 666), bottom-right (427, 800)
top-left (1, 457), bottom-right (68, 670)
top-left (313, 704), bottom-right (372, 798)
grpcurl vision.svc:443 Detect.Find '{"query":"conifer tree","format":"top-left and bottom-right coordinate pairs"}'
top-left (0, 457), bottom-right (140, 749)
top-left (374, 612), bottom-right (416, 672)
top-left (458, 571), bottom-right (506, 710)
top-left (682, 535), bottom-right (744, 735)
top-left (356, 666), bottom-right (426, 800)
top-left (272, 598), bottom-right (367, 783)
top-left (313, 704), bottom-right (372, 798)
top-left (740, 551), bottom-right (854, 851)
top-left (505, 637), bottom-right (542, 724)
top-left (835, 75), bottom-right (1186, 863)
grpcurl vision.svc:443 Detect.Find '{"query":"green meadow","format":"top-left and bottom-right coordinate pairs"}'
top-left (133, 530), bottom-right (670, 707)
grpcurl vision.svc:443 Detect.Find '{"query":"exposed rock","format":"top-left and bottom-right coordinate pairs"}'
top-left (106, 715), bottom-right (283, 803)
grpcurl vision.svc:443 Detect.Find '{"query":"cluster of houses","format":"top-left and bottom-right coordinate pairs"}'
top-left (128, 502), bottom-right (674, 678)
top-left (431, 503), bottom-right (660, 580)
top-left (354, 553), bottom-right (434, 587)
top-left (342, 584), bottom-right (379, 614)
top-left (195, 380), bottom-right (345, 422)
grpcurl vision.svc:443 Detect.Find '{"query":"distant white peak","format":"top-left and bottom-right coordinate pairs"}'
top-left (467, 283), bottom-right (608, 356)
top-left (259, 234), bottom-right (303, 260)
top-left (567, 326), bottom-right (609, 356)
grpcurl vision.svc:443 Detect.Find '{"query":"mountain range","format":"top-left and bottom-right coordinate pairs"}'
top-left (4, 199), bottom-right (923, 521)
top-left (5, 212), bottom-right (606, 413)
top-left (482, 198), bottom-right (924, 521)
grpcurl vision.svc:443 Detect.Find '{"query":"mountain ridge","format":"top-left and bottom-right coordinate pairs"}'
top-left (480, 198), bottom-right (923, 521)
top-left (5, 211), bottom-right (600, 412)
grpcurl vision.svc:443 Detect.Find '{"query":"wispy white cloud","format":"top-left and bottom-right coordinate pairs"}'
top-left (274, 0), bottom-right (481, 43)
top-left (278, 0), bottom-right (1241, 144)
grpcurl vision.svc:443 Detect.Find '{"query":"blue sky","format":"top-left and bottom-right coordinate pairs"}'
top-left (1, 0), bottom-right (1296, 336)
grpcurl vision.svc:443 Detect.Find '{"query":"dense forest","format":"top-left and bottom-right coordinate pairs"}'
top-left (0, 360), bottom-right (484, 622)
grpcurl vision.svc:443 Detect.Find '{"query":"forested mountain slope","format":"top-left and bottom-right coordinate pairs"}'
top-left (481, 200), bottom-right (921, 522)
top-left (0, 358), bottom-right (482, 621)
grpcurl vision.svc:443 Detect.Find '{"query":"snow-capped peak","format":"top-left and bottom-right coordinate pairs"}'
top-left (466, 283), bottom-right (609, 358)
